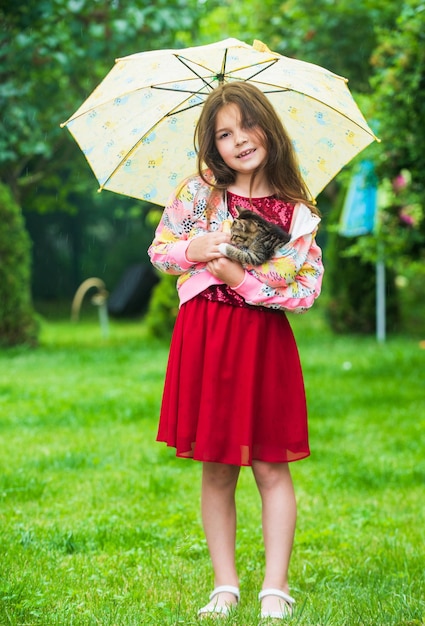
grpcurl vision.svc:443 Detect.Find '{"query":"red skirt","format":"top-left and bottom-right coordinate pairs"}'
top-left (157, 295), bottom-right (309, 466)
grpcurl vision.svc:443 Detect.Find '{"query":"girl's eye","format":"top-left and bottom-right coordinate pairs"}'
top-left (217, 131), bottom-right (230, 140)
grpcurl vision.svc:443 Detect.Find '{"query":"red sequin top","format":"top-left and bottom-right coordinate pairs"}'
top-left (200, 192), bottom-right (295, 308)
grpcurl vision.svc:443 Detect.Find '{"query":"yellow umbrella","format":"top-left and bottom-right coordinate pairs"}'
top-left (61, 37), bottom-right (378, 206)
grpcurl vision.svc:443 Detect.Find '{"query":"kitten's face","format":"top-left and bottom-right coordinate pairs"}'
top-left (231, 218), bottom-right (259, 246)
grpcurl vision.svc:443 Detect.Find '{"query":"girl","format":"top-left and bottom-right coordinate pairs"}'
top-left (148, 82), bottom-right (323, 620)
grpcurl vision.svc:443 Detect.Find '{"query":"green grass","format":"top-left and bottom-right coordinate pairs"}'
top-left (0, 310), bottom-right (424, 625)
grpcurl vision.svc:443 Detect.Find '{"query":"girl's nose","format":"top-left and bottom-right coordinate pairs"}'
top-left (235, 133), bottom-right (247, 146)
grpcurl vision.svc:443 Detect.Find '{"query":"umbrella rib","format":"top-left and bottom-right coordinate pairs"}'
top-left (245, 82), bottom-right (378, 138)
top-left (61, 59), bottom-right (285, 126)
top-left (98, 94), bottom-right (203, 193)
top-left (152, 85), bottom-right (210, 95)
top-left (95, 87), bottom-right (376, 195)
top-left (151, 75), bottom-right (218, 98)
top-left (98, 134), bottom-right (156, 194)
top-left (175, 55), bottom-right (219, 89)
top-left (153, 75), bottom-right (377, 137)
top-left (173, 53), bottom-right (280, 87)
top-left (61, 84), bottom-right (207, 126)
top-left (164, 100), bottom-right (205, 116)
top-left (219, 48), bottom-right (228, 83)
top-left (148, 59), bottom-right (280, 98)
top-left (239, 58), bottom-right (279, 81)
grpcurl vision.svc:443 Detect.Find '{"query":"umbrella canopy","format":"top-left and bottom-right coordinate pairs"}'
top-left (61, 37), bottom-right (378, 206)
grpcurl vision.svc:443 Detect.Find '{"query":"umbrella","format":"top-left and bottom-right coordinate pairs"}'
top-left (61, 37), bottom-right (378, 206)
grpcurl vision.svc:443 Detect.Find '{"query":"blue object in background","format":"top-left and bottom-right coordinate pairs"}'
top-left (339, 160), bottom-right (378, 237)
top-left (339, 159), bottom-right (386, 342)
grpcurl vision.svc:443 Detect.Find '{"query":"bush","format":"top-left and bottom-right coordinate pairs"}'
top-left (144, 273), bottom-right (179, 339)
top-left (327, 237), bottom-right (400, 334)
top-left (0, 183), bottom-right (38, 346)
top-left (326, 197), bottom-right (400, 335)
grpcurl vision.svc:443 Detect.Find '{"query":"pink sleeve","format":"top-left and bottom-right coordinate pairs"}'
top-left (232, 233), bottom-right (324, 313)
top-left (149, 239), bottom-right (193, 274)
top-left (148, 185), bottom-right (199, 275)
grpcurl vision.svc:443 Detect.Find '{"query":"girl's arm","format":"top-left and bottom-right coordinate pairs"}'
top-left (148, 180), bottom-right (229, 274)
top-left (148, 192), bottom-right (199, 275)
top-left (231, 231), bottom-right (324, 313)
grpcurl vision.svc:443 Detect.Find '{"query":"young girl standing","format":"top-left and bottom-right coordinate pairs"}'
top-left (148, 82), bottom-right (323, 620)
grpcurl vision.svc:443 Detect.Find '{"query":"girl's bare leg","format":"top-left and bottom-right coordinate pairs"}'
top-left (200, 461), bottom-right (240, 610)
top-left (252, 460), bottom-right (297, 614)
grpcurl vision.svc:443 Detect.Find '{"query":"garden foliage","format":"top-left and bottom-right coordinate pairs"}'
top-left (1, 1), bottom-right (424, 338)
top-left (0, 183), bottom-right (38, 346)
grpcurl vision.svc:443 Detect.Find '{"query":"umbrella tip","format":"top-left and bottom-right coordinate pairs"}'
top-left (253, 40), bottom-right (272, 53)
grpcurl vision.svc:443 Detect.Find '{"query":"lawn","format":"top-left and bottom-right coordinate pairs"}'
top-left (0, 308), bottom-right (424, 625)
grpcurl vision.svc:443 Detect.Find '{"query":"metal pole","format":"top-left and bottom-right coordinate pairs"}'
top-left (97, 302), bottom-right (110, 339)
top-left (376, 241), bottom-right (386, 342)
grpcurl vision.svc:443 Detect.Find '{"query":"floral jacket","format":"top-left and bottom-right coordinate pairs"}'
top-left (148, 173), bottom-right (324, 313)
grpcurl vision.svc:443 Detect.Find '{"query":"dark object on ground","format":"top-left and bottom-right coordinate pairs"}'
top-left (107, 263), bottom-right (159, 317)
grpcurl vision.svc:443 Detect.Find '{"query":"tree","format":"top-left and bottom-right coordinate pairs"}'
top-left (0, 0), bottom-right (214, 336)
top-left (197, 0), bottom-right (423, 333)
top-left (0, 183), bottom-right (38, 346)
top-left (2, 0), bottom-right (423, 335)
top-left (198, 0), bottom-right (398, 92)
top-left (332, 1), bottom-right (425, 333)
top-left (371, 1), bottom-right (425, 199)
top-left (0, 0), bottom-right (210, 208)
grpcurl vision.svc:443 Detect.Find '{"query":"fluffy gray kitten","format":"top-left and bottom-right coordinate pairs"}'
top-left (218, 208), bottom-right (290, 266)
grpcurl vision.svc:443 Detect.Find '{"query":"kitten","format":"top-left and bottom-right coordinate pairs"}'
top-left (218, 207), bottom-right (290, 266)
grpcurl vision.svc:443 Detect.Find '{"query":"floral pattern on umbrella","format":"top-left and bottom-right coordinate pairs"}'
top-left (62, 38), bottom-right (378, 206)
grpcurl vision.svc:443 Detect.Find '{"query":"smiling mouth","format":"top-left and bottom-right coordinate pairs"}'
top-left (237, 148), bottom-right (256, 158)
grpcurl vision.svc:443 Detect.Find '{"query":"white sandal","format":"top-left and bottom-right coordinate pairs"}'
top-left (259, 588), bottom-right (295, 619)
top-left (198, 585), bottom-right (240, 617)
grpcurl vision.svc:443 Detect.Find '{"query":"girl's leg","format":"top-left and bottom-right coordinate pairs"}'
top-left (200, 461), bottom-right (240, 609)
top-left (252, 460), bottom-right (297, 613)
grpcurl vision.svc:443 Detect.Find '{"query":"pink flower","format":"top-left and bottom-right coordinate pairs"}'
top-left (392, 174), bottom-right (407, 193)
top-left (399, 207), bottom-right (416, 227)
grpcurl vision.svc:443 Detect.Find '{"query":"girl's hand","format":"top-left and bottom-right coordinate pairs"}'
top-left (206, 257), bottom-right (245, 288)
top-left (186, 232), bottom-right (231, 263)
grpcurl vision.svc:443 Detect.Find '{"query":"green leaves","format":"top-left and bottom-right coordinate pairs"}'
top-left (0, 183), bottom-right (39, 346)
top-left (0, 0), bottom-right (207, 209)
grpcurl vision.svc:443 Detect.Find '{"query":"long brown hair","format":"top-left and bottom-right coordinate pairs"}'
top-left (194, 82), bottom-right (318, 214)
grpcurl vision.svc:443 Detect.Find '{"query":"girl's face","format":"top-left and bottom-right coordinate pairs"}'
top-left (214, 103), bottom-right (267, 179)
